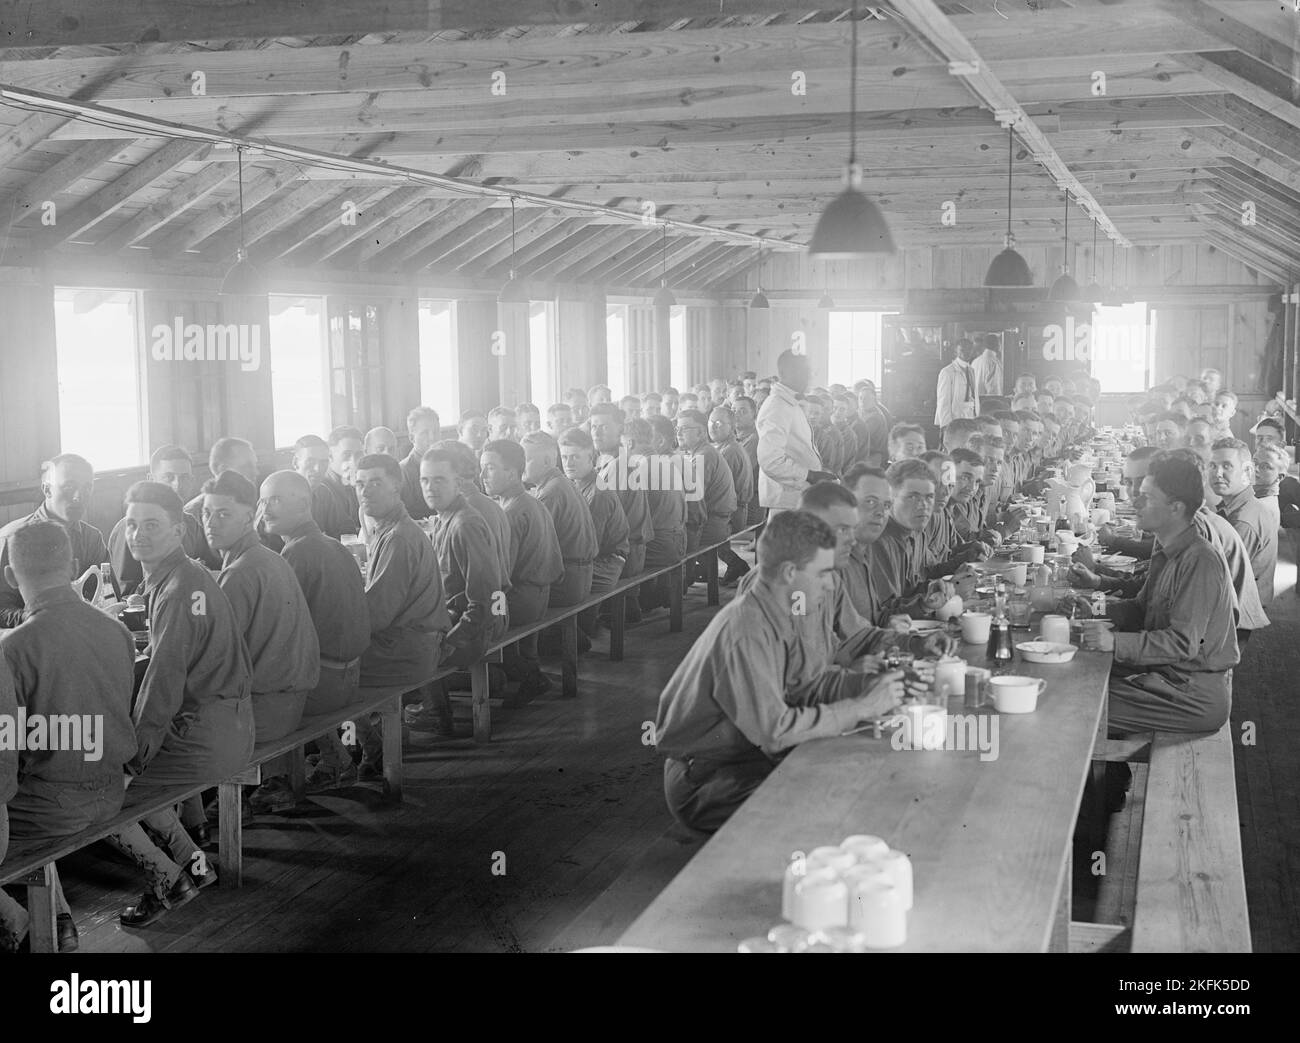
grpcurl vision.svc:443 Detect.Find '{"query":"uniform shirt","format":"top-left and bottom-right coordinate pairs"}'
top-left (654, 576), bottom-right (878, 767)
top-left (598, 453), bottom-right (653, 546)
top-left (466, 487), bottom-right (514, 590)
top-left (182, 495), bottom-right (223, 569)
top-left (399, 448), bottom-right (434, 522)
top-left (813, 424), bottom-right (844, 476)
top-left (0, 505), bottom-right (108, 627)
top-left (842, 540), bottom-right (887, 625)
top-left (280, 518), bottom-right (371, 664)
top-left (947, 497), bottom-right (979, 541)
top-left (832, 422), bottom-right (860, 466)
top-left (312, 470), bottom-right (360, 540)
top-left (1216, 486), bottom-right (1277, 606)
top-left (532, 467), bottom-right (598, 564)
top-left (132, 546), bottom-right (253, 772)
top-left (1110, 524), bottom-right (1239, 690)
top-left (1278, 475), bottom-right (1300, 529)
top-left (432, 495), bottom-right (507, 656)
top-left (498, 482), bottom-right (565, 589)
top-left (0, 585), bottom-right (138, 784)
top-left (714, 437), bottom-right (755, 530)
top-left (574, 473), bottom-right (630, 568)
top-left (218, 530), bottom-right (320, 695)
top-left (686, 444), bottom-right (737, 521)
top-left (866, 516), bottom-right (928, 619)
top-left (1194, 507), bottom-right (1268, 631)
top-left (644, 457), bottom-right (687, 541)
top-left (108, 510), bottom-right (207, 597)
top-left (858, 409), bottom-right (891, 468)
top-left (1252, 485), bottom-right (1281, 532)
top-left (922, 504), bottom-right (959, 576)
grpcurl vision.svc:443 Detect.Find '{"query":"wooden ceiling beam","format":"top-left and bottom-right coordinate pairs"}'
top-left (43, 138), bottom-right (204, 244)
top-left (1192, 125), bottom-right (1300, 192)
top-left (663, 241), bottom-right (738, 286)
top-left (1, 138), bottom-right (124, 226)
top-left (436, 206), bottom-right (555, 273)
top-left (198, 181), bottom-right (341, 262)
top-left (1164, 0), bottom-right (1297, 78)
top-left (498, 224), bottom-right (610, 281)
top-left (605, 234), bottom-right (701, 287)
top-left (0, 110), bottom-right (71, 166)
top-left (95, 162), bottom-right (237, 251)
top-left (251, 186), bottom-right (390, 262)
top-left (702, 248), bottom-right (768, 291)
top-left (553, 229), bottom-right (663, 284)
top-left (151, 162), bottom-right (300, 256)
top-left (285, 186), bottom-right (428, 266)
top-left (1178, 55), bottom-right (1300, 133)
top-left (374, 205), bottom-right (509, 272)
top-left (459, 211), bottom-right (592, 275)
top-left (353, 196), bottom-right (478, 268)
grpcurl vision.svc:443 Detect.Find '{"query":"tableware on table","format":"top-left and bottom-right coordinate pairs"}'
top-left (1005, 562), bottom-right (1028, 588)
top-left (738, 936), bottom-right (783, 952)
top-left (1016, 544), bottom-right (1045, 565)
top-left (908, 619), bottom-right (945, 635)
top-left (1070, 617), bottom-right (1113, 632)
top-left (791, 869), bottom-right (849, 931)
top-left (1016, 641), bottom-right (1078, 664)
top-left (810, 925), bottom-right (867, 953)
top-left (1097, 553), bottom-right (1137, 570)
top-left (1006, 589), bottom-right (1031, 627)
top-left (959, 611), bottom-right (992, 644)
top-left (1054, 532), bottom-right (1080, 558)
top-left (121, 605), bottom-right (149, 632)
top-left (870, 849), bottom-right (914, 911)
top-left (900, 703), bottom-right (947, 750)
top-left (1096, 492), bottom-right (1116, 513)
top-left (932, 656), bottom-right (966, 700)
top-left (808, 845), bottom-right (857, 873)
top-left (989, 675), bottom-right (1046, 713)
top-left (766, 923), bottom-right (813, 952)
top-left (1090, 507), bottom-right (1112, 527)
top-left (849, 879), bottom-right (907, 949)
top-left (841, 835), bottom-right (890, 861)
top-left (935, 594), bottom-right (964, 622)
top-left (964, 666), bottom-right (991, 708)
top-left (1040, 614), bottom-right (1070, 645)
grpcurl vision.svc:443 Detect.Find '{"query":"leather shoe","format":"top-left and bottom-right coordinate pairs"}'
top-left (120, 873), bottom-right (199, 928)
top-left (57, 913), bottom-right (78, 953)
top-left (186, 821), bottom-right (210, 849)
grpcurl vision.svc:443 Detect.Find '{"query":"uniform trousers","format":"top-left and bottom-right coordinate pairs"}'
top-left (662, 753), bottom-right (774, 835)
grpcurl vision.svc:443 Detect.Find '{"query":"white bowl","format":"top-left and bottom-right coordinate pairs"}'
top-left (988, 675), bottom-right (1045, 713)
top-left (1016, 641), bottom-right (1077, 664)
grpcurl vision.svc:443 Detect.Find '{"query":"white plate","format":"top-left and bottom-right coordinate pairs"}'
top-left (1016, 641), bottom-right (1078, 664)
top-left (908, 619), bottom-right (945, 634)
top-left (1097, 553), bottom-right (1137, 568)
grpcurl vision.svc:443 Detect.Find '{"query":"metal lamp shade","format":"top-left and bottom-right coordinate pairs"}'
top-left (808, 187), bottom-right (896, 258)
top-left (219, 251), bottom-right (262, 296)
top-left (653, 282), bottom-right (677, 308)
top-left (498, 271), bottom-right (530, 303)
top-left (984, 245), bottom-right (1034, 287)
top-left (1049, 272), bottom-right (1081, 302)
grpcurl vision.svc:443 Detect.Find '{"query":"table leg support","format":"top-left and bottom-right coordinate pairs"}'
top-left (471, 660), bottom-right (492, 743)
top-left (217, 780), bottom-right (244, 888)
top-left (23, 863), bottom-right (59, 953)
top-left (561, 617), bottom-right (579, 698)
top-left (380, 696), bottom-right (402, 802)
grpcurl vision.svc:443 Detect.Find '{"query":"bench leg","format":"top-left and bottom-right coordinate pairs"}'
top-left (23, 863), bottom-right (59, 953)
top-left (706, 549), bottom-right (720, 607)
top-left (609, 592), bottom-right (626, 662)
top-left (668, 563), bottom-right (684, 633)
top-left (471, 660), bottom-right (492, 743)
top-left (287, 746), bottom-right (306, 802)
top-left (381, 696), bottom-right (403, 802)
top-left (217, 780), bottom-right (246, 888)
top-left (561, 617), bottom-right (579, 699)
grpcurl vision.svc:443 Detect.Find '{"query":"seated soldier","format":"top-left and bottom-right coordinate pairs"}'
top-left (0, 523), bottom-right (138, 953)
top-left (1251, 442), bottom-right (1286, 531)
top-left (433, 439), bottom-right (512, 588)
top-left (184, 437), bottom-right (262, 567)
top-left (619, 395), bottom-right (642, 422)
top-left (1079, 454), bottom-right (1239, 735)
top-left (315, 425), bottom-right (365, 540)
top-left (565, 388), bottom-right (590, 426)
top-left (107, 481), bottom-right (255, 926)
top-left (0, 453), bottom-right (107, 627)
top-left (399, 407), bottom-right (442, 522)
top-left (259, 471), bottom-right (371, 793)
top-left (653, 511), bottom-right (907, 833)
top-left (363, 426), bottom-right (398, 458)
top-left (732, 396), bottom-right (764, 528)
top-left (487, 406), bottom-right (518, 442)
top-left (919, 451), bottom-right (988, 577)
top-left (202, 471), bottom-right (319, 747)
top-left (676, 408), bottom-right (737, 582)
top-left (559, 427), bottom-right (629, 642)
top-left (545, 403), bottom-right (574, 436)
top-left (587, 384), bottom-right (612, 408)
top-left (709, 404), bottom-right (755, 586)
top-left (887, 423), bottom-right (927, 463)
top-left (590, 404), bottom-right (651, 588)
top-left (806, 394), bottom-right (844, 475)
top-left (1096, 447), bottom-right (1158, 560)
top-left (481, 439), bottom-right (564, 705)
top-left (661, 388), bottom-right (680, 421)
top-left (409, 447), bottom-right (508, 737)
top-left (830, 393), bottom-right (861, 466)
top-left (867, 459), bottom-right (942, 621)
top-left (292, 435), bottom-right (330, 494)
top-left (516, 403), bottom-right (542, 436)
top-left (946, 448), bottom-right (991, 545)
top-left (1211, 437), bottom-right (1277, 607)
top-left (521, 431), bottom-right (597, 609)
top-left (641, 416), bottom-right (688, 611)
top-left (641, 392), bottom-right (663, 419)
top-left (109, 445), bottom-right (207, 596)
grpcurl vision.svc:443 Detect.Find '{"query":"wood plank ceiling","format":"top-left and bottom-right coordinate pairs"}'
top-left (0, 0), bottom-right (1294, 289)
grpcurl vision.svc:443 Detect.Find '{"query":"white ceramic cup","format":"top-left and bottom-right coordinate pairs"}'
top-left (1040, 614), bottom-right (1070, 645)
top-left (1016, 544), bottom-right (1045, 564)
top-left (960, 611), bottom-right (992, 644)
top-left (1007, 562), bottom-right (1028, 587)
top-left (841, 835), bottom-right (890, 862)
top-left (870, 849), bottom-right (914, 911)
top-left (989, 675), bottom-right (1047, 714)
top-left (849, 879), bottom-right (907, 949)
top-left (791, 869), bottom-right (849, 931)
top-left (932, 657), bottom-right (967, 701)
top-left (1090, 507), bottom-right (1112, 527)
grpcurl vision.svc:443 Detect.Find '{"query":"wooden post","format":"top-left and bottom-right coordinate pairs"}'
top-left (380, 696), bottom-right (403, 801)
top-left (218, 772), bottom-right (254, 888)
top-left (560, 617), bottom-right (579, 699)
top-left (609, 591), bottom-right (626, 662)
top-left (471, 659), bottom-right (492, 743)
top-left (23, 863), bottom-right (59, 953)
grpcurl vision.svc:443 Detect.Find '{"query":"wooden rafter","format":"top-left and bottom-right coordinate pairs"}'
top-left (286, 186), bottom-right (429, 266)
top-left (95, 162), bottom-right (236, 251)
top-left (1, 139), bottom-right (122, 225)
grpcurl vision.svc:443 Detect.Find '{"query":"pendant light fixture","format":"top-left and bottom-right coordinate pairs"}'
top-left (807, 0), bottom-right (895, 258)
top-left (1048, 190), bottom-right (1080, 301)
top-left (1080, 216), bottom-right (1103, 304)
top-left (652, 225), bottom-right (676, 308)
top-left (749, 249), bottom-right (770, 309)
top-left (219, 147), bottom-right (263, 296)
top-left (984, 125), bottom-right (1033, 287)
top-left (498, 197), bottom-right (529, 303)
top-left (817, 284), bottom-right (836, 309)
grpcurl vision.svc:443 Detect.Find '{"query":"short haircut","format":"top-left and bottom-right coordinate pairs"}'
top-left (843, 463), bottom-right (888, 491)
top-left (124, 480), bottom-right (184, 527)
top-left (757, 509), bottom-right (836, 577)
top-left (42, 452), bottom-right (94, 480)
top-left (327, 425), bottom-right (364, 447)
top-left (734, 395), bottom-right (756, 412)
top-left (458, 410), bottom-right (486, 428)
top-left (355, 453), bottom-right (403, 485)
top-left (1212, 436), bottom-right (1251, 460)
top-left (565, 388), bottom-right (588, 401)
top-left (1215, 389), bottom-right (1239, 407)
top-left (984, 436), bottom-right (1006, 451)
top-left (420, 447), bottom-right (461, 471)
top-left (920, 450), bottom-right (952, 467)
top-left (1147, 452), bottom-right (1205, 516)
top-left (546, 403), bottom-right (573, 418)
top-left (1158, 411), bottom-right (1188, 430)
top-left (588, 403), bottom-right (625, 426)
top-left (1187, 415), bottom-right (1212, 429)
top-left (950, 448), bottom-right (984, 468)
top-left (8, 520), bottom-right (72, 581)
top-left (641, 391), bottom-right (662, 404)
top-left (886, 458), bottom-right (934, 491)
top-left (740, 371), bottom-right (757, 380)
top-left (1255, 443), bottom-right (1288, 467)
top-left (558, 426), bottom-right (595, 451)
top-left (407, 406), bottom-right (441, 433)
top-left (520, 430), bottom-right (560, 459)
top-left (993, 411), bottom-right (1018, 425)
top-left (208, 437), bottom-right (253, 473)
top-left (710, 404), bottom-right (735, 421)
top-left (647, 415), bottom-right (676, 446)
top-left (676, 408), bottom-right (706, 427)
top-left (150, 444), bottom-right (191, 472)
top-left (487, 406), bottom-right (516, 423)
top-left (587, 384), bottom-right (611, 398)
top-left (1127, 445), bottom-right (1159, 464)
top-left (662, 387), bottom-right (680, 397)
top-left (888, 422), bottom-right (925, 444)
top-left (293, 434), bottom-right (327, 453)
top-left (945, 418), bottom-right (978, 440)
top-left (431, 439), bottom-right (479, 480)
top-left (799, 481), bottom-right (857, 513)
top-left (624, 418), bottom-right (652, 444)
top-left (1013, 410), bottom-right (1037, 424)
top-left (517, 402), bottom-right (540, 417)
top-left (201, 469), bottom-right (258, 508)
top-left (483, 438), bottom-right (525, 475)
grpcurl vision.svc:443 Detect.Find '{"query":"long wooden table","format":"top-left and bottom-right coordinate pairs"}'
top-left (620, 641), bottom-right (1111, 952)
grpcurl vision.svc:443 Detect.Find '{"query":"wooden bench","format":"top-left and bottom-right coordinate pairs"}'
top-left (465, 524), bottom-right (760, 742)
top-left (0, 679), bottom-right (422, 952)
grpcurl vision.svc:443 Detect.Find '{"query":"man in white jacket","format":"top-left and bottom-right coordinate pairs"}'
top-left (934, 338), bottom-right (981, 431)
top-left (757, 350), bottom-right (836, 511)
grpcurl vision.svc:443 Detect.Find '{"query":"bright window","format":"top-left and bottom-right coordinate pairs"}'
top-left (1090, 302), bottom-right (1151, 394)
top-left (418, 299), bottom-right (459, 422)
top-left (53, 288), bottom-right (146, 469)
top-left (529, 300), bottom-right (555, 407)
top-left (269, 295), bottom-right (329, 446)
top-left (828, 311), bottom-right (892, 387)
top-left (669, 306), bottom-right (687, 391)
top-left (606, 304), bottom-right (627, 398)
